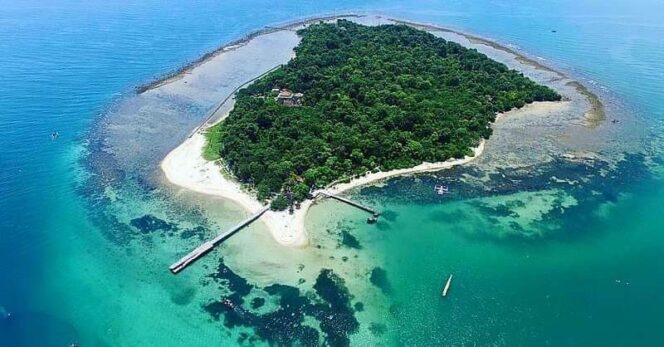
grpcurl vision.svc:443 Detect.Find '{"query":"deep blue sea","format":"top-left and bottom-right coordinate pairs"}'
top-left (1, 0), bottom-right (663, 346)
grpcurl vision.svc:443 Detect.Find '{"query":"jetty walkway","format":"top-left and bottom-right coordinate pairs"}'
top-left (169, 207), bottom-right (269, 274)
top-left (318, 191), bottom-right (380, 217)
top-left (169, 192), bottom-right (379, 274)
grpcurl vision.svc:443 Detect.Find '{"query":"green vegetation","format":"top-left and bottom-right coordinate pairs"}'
top-left (212, 20), bottom-right (561, 208)
top-left (203, 125), bottom-right (223, 161)
top-left (269, 194), bottom-right (289, 211)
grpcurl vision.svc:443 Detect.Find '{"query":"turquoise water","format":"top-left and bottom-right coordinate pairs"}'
top-left (350, 156), bottom-right (664, 345)
top-left (1, 0), bottom-right (663, 345)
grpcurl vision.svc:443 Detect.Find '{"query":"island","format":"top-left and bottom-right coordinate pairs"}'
top-left (162, 19), bottom-right (562, 247)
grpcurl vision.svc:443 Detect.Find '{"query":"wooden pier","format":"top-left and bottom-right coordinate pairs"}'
top-left (319, 192), bottom-right (380, 217)
top-left (169, 207), bottom-right (269, 274)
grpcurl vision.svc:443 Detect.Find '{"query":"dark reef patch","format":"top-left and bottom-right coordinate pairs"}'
top-left (130, 214), bottom-right (176, 234)
top-left (204, 261), bottom-right (359, 346)
top-left (369, 267), bottom-right (392, 294)
top-left (363, 153), bottom-right (653, 242)
top-left (428, 209), bottom-right (468, 224)
top-left (208, 261), bottom-right (252, 300)
top-left (375, 220), bottom-right (392, 231)
top-left (180, 226), bottom-right (207, 240)
top-left (380, 209), bottom-right (398, 222)
top-left (125, 212), bottom-right (210, 243)
top-left (369, 322), bottom-right (388, 336)
top-left (340, 229), bottom-right (362, 249)
top-left (470, 200), bottom-right (522, 218)
top-left (170, 287), bottom-right (196, 306)
top-left (250, 297), bottom-right (265, 310)
top-left (308, 269), bottom-right (360, 347)
top-left (80, 107), bottom-right (220, 247)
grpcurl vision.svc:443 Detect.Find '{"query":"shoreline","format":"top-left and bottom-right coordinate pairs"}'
top-left (324, 140), bottom-right (485, 196)
top-left (137, 13), bottom-right (604, 126)
top-left (161, 130), bottom-right (486, 248)
top-left (159, 15), bottom-right (582, 248)
top-left (162, 100), bottom-right (568, 247)
top-left (161, 123), bottom-right (312, 247)
top-left (135, 14), bottom-right (364, 94)
top-left (389, 18), bottom-right (605, 128)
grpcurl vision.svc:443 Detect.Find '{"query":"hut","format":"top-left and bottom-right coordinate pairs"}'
top-left (275, 89), bottom-right (303, 106)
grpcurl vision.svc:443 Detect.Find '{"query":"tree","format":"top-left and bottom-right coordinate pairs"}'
top-left (270, 195), bottom-right (289, 211)
top-left (210, 20), bottom-right (561, 204)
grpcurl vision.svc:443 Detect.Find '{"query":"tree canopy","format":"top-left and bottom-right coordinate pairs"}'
top-left (211, 20), bottom-right (561, 208)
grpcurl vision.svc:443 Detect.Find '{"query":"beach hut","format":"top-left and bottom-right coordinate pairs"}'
top-left (275, 89), bottom-right (303, 106)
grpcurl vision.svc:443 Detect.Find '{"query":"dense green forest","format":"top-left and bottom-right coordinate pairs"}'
top-left (210, 20), bottom-right (561, 209)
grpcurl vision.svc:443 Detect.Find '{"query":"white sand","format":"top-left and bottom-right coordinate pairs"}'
top-left (324, 140), bottom-right (485, 196)
top-left (161, 100), bottom-right (569, 248)
top-left (161, 125), bottom-right (484, 248)
top-left (161, 129), bottom-right (309, 247)
top-left (161, 131), bottom-right (263, 214)
top-left (157, 13), bottom-right (578, 248)
top-left (161, 132), bottom-right (484, 247)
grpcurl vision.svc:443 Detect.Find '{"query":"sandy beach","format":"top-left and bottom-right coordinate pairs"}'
top-left (161, 130), bottom-right (485, 248)
top-left (162, 100), bottom-right (567, 247)
top-left (159, 15), bottom-right (584, 248)
top-left (161, 128), bottom-right (309, 247)
top-left (161, 128), bottom-right (487, 247)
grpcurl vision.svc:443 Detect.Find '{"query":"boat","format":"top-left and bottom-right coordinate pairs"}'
top-left (441, 274), bottom-right (453, 297)
top-left (434, 184), bottom-right (449, 195)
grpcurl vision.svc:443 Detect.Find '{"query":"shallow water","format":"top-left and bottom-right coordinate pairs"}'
top-left (1, 0), bottom-right (663, 346)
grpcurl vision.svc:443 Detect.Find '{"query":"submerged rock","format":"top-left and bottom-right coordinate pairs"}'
top-left (340, 229), bottom-right (362, 249)
top-left (203, 262), bottom-right (359, 346)
top-left (369, 267), bottom-right (392, 294)
top-left (129, 214), bottom-right (176, 234)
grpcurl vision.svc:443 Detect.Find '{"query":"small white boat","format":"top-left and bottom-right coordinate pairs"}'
top-left (442, 274), bottom-right (453, 297)
top-left (434, 184), bottom-right (449, 195)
